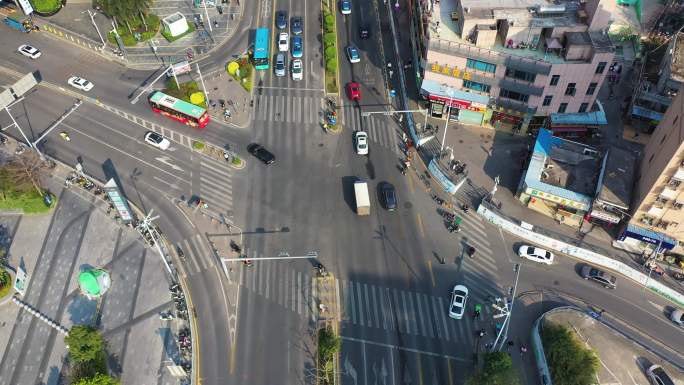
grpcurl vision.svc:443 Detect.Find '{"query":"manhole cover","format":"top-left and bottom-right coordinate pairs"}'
top-left (319, 143), bottom-right (324, 147)
top-left (403, 202), bottom-right (413, 209)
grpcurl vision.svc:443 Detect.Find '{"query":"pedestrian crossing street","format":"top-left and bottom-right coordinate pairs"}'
top-left (174, 234), bottom-right (218, 277)
top-left (444, 207), bottom-right (498, 274)
top-left (252, 93), bottom-right (400, 153)
top-left (233, 259), bottom-right (502, 346)
top-left (198, 156), bottom-right (234, 217)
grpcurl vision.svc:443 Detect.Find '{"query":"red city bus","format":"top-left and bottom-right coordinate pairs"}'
top-left (148, 91), bottom-right (210, 128)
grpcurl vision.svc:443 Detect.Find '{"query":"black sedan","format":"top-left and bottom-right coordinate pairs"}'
top-left (380, 183), bottom-right (397, 211)
top-left (276, 11), bottom-right (287, 29)
top-left (247, 143), bottom-right (275, 165)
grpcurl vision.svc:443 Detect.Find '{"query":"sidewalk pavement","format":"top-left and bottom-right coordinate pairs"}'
top-left (201, 70), bottom-right (252, 129)
top-left (20, 0), bottom-right (243, 69)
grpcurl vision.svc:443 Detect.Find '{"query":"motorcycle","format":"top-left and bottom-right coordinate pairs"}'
top-left (0, 136), bottom-right (7, 145)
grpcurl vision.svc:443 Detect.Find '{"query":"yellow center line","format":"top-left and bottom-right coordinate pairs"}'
top-left (428, 260), bottom-right (435, 287)
top-left (416, 213), bottom-right (425, 238)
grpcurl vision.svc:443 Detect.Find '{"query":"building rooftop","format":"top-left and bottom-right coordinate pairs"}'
top-left (524, 129), bottom-right (601, 208)
top-left (596, 147), bottom-right (636, 210)
top-left (671, 33), bottom-right (684, 82)
top-left (433, 0), bottom-right (611, 65)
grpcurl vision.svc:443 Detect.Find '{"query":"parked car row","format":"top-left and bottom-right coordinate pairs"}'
top-left (275, 11), bottom-right (305, 81)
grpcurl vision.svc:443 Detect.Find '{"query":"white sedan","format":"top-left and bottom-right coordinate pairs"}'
top-left (17, 44), bottom-right (41, 59)
top-left (278, 32), bottom-right (289, 52)
top-left (449, 285), bottom-right (468, 319)
top-left (67, 76), bottom-right (94, 92)
top-left (291, 59), bottom-right (303, 81)
top-left (144, 131), bottom-right (171, 150)
top-left (354, 131), bottom-right (368, 155)
top-left (518, 245), bottom-right (554, 265)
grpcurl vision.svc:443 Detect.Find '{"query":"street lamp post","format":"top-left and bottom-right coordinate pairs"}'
top-left (491, 262), bottom-right (521, 351)
top-left (440, 90), bottom-right (455, 153)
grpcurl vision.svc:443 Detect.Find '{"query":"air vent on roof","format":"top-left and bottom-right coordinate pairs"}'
top-left (583, 148), bottom-right (598, 156)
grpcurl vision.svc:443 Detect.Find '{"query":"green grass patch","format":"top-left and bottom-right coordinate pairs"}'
top-left (227, 56), bottom-right (254, 92)
top-left (30, 0), bottom-right (61, 13)
top-left (163, 80), bottom-right (208, 108)
top-left (0, 269), bottom-right (12, 299)
top-left (231, 156), bottom-right (242, 165)
top-left (106, 14), bottom-right (160, 46)
top-left (161, 22), bottom-right (196, 43)
top-left (192, 141), bottom-right (205, 151)
top-left (0, 189), bottom-right (52, 214)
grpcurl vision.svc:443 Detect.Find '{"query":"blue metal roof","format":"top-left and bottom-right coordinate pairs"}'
top-left (419, 79), bottom-right (490, 105)
top-left (524, 129), bottom-right (593, 209)
top-left (631, 105), bottom-right (664, 121)
top-left (625, 223), bottom-right (676, 247)
top-left (550, 110), bottom-right (607, 125)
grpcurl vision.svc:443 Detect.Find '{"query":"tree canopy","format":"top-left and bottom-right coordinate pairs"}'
top-left (66, 326), bottom-right (105, 363)
top-left (542, 323), bottom-right (599, 385)
top-left (73, 373), bottom-right (120, 385)
top-left (466, 352), bottom-right (520, 385)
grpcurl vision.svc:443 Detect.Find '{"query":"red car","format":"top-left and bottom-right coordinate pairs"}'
top-left (346, 82), bottom-right (361, 102)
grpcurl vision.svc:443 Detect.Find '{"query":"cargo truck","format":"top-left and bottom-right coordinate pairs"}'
top-left (354, 180), bottom-right (370, 215)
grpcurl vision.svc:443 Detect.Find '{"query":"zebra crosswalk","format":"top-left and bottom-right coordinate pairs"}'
top-left (339, 280), bottom-right (499, 345)
top-left (252, 92), bottom-right (400, 154)
top-left (198, 157), bottom-right (234, 217)
top-left (173, 234), bottom-right (218, 277)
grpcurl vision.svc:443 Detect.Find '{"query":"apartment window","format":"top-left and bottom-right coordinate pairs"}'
top-left (550, 75), bottom-right (560, 86)
top-left (542, 95), bottom-right (553, 106)
top-left (499, 88), bottom-right (529, 102)
top-left (595, 62), bottom-right (607, 74)
top-left (578, 103), bottom-right (589, 113)
top-left (565, 83), bottom-right (576, 96)
top-left (558, 103), bottom-right (568, 113)
top-left (466, 58), bottom-right (497, 73)
top-left (505, 68), bottom-right (536, 82)
top-left (463, 80), bottom-right (491, 93)
top-left (586, 82), bottom-right (598, 95)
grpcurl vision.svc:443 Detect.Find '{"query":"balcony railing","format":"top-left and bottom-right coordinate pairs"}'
top-left (499, 78), bottom-right (544, 96)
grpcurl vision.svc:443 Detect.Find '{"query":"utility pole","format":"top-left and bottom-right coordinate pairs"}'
top-left (440, 90), bottom-right (455, 153)
top-left (196, 63), bottom-right (209, 108)
top-left (84, 9), bottom-right (106, 48)
top-left (491, 262), bottom-right (521, 351)
top-left (643, 238), bottom-right (664, 293)
top-left (136, 210), bottom-right (174, 277)
top-left (201, 0), bottom-right (213, 32)
top-left (224, 251), bottom-right (319, 262)
top-left (130, 64), bottom-right (174, 104)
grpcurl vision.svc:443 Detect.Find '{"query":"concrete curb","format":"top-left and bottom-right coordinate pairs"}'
top-left (0, 269), bottom-right (16, 307)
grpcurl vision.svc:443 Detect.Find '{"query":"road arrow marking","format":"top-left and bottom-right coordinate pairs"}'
top-left (155, 156), bottom-right (184, 172)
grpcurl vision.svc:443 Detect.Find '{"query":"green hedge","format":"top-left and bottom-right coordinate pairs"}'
top-left (107, 14), bottom-right (160, 46)
top-left (164, 80), bottom-right (207, 108)
top-left (0, 269), bottom-right (11, 299)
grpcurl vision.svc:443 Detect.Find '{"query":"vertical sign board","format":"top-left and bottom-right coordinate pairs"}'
top-left (15, 0), bottom-right (34, 15)
top-left (103, 178), bottom-right (134, 223)
top-left (14, 266), bottom-right (28, 296)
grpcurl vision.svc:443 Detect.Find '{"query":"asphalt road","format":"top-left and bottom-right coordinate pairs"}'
top-left (2, 2), bottom-right (684, 385)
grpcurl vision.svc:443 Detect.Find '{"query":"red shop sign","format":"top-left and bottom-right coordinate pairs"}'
top-left (429, 94), bottom-right (471, 109)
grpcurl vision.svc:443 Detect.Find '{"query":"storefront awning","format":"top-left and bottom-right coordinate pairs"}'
top-left (660, 187), bottom-right (678, 200)
top-left (551, 126), bottom-right (587, 133)
top-left (623, 223), bottom-right (676, 249)
top-left (673, 168), bottom-right (684, 181)
top-left (550, 110), bottom-right (607, 126)
top-left (631, 105), bottom-right (664, 121)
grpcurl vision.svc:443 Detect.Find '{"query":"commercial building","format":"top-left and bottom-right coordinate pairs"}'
top-left (589, 146), bottom-right (636, 228)
top-left (630, 32), bottom-right (684, 131)
top-left (408, 0), bottom-right (615, 132)
top-left (517, 129), bottom-right (603, 228)
top-left (624, 90), bottom-right (684, 253)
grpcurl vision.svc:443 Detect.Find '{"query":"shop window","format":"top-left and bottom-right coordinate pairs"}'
top-left (463, 80), bottom-right (491, 93)
top-left (499, 88), bottom-right (529, 102)
top-left (542, 95), bottom-right (552, 106)
top-left (466, 58), bottom-right (496, 73)
top-left (550, 75), bottom-right (560, 86)
top-left (558, 103), bottom-right (568, 113)
top-left (578, 103), bottom-right (589, 113)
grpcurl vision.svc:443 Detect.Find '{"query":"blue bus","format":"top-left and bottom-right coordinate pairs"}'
top-left (253, 28), bottom-right (270, 70)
